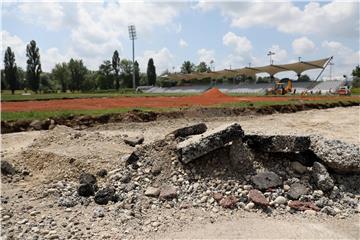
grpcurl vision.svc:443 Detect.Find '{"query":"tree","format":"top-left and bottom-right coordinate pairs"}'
top-left (16, 67), bottom-right (26, 89)
top-left (181, 61), bottom-right (195, 74)
top-left (146, 58), bottom-right (156, 85)
top-left (352, 65), bottom-right (360, 87)
top-left (26, 40), bottom-right (42, 93)
top-left (134, 60), bottom-right (140, 87)
top-left (352, 65), bottom-right (360, 78)
top-left (52, 63), bottom-right (69, 92)
top-left (68, 58), bottom-right (87, 91)
top-left (112, 50), bottom-right (121, 90)
top-left (98, 60), bottom-right (114, 90)
top-left (120, 59), bottom-right (133, 88)
top-left (40, 72), bottom-right (53, 92)
top-left (4, 47), bottom-right (18, 94)
top-left (196, 62), bottom-right (210, 73)
top-left (297, 74), bottom-right (311, 82)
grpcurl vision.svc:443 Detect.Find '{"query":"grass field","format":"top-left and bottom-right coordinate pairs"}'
top-left (0, 90), bottom-right (197, 102)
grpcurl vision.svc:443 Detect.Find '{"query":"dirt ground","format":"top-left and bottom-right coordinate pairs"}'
top-left (2, 88), bottom-right (359, 112)
top-left (1, 106), bottom-right (359, 239)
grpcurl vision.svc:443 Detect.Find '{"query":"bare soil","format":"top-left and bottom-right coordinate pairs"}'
top-left (2, 89), bottom-right (359, 112)
top-left (1, 106), bottom-right (359, 239)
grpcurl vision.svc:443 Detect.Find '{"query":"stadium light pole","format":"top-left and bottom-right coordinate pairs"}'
top-left (128, 25), bottom-right (137, 90)
top-left (267, 51), bottom-right (275, 65)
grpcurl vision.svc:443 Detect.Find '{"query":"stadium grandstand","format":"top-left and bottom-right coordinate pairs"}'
top-left (142, 56), bottom-right (348, 95)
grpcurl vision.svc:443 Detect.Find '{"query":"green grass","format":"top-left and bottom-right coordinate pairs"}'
top-left (351, 88), bottom-right (360, 95)
top-left (0, 90), bottom-right (198, 102)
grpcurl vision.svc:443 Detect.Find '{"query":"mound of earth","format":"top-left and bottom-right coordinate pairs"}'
top-left (201, 87), bottom-right (228, 98)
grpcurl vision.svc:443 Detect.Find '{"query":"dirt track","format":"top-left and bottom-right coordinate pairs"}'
top-left (2, 89), bottom-right (359, 112)
top-left (1, 107), bottom-right (359, 239)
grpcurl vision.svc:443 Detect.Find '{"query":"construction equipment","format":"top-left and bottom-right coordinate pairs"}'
top-left (266, 79), bottom-right (293, 95)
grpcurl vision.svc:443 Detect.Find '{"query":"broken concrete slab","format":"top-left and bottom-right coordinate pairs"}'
top-left (229, 139), bottom-right (254, 172)
top-left (169, 123), bottom-right (207, 138)
top-left (310, 136), bottom-right (360, 173)
top-left (177, 123), bottom-right (244, 164)
top-left (244, 135), bottom-right (310, 153)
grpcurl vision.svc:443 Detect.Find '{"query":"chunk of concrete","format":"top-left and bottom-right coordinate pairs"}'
top-left (244, 135), bottom-right (310, 153)
top-left (169, 123), bottom-right (208, 138)
top-left (177, 123), bottom-right (244, 164)
top-left (251, 171), bottom-right (282, 190)
top-left (124, 135), bottom-right (144, 147)
top-left (310, 136), bottom-right (360, 173)
top-left (312, 162), bottom-right (334, 192)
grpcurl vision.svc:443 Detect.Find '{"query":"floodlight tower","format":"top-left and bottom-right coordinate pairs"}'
top-left (128, 25), bottom-right (137, 90)
top-left (267, 51), bottom-right (275, 65)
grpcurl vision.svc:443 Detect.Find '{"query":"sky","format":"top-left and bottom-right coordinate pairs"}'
top-left (1, 0), bottom-right (359, 80)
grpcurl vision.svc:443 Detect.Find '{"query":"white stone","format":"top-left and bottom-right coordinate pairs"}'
top-left (274, 196), bottom-right (287, 205)
top-left (245, 202), bottom-right (255, 211)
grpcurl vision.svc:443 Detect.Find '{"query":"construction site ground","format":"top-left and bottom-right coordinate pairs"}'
top-left (1, 106), bottom-right (359, 239)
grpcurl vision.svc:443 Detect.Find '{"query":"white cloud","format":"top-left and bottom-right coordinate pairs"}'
top-left (292, 37), bottom-right (316, 55)
top-left (17, 2), bottom-right (65, 30)
top-left (197, 1), bottom-right (359, 38)
top-left (268, 45), bottom-right (288, 64)
top-left (197, 48), bottom-right (215, 64)
top-left (179, 39), bottom-right (188, 48)
top-left (223, 32), bottom-right (252, 54)
top-left (138, 48), bottom-right (174, 74)
top-left (321, 40), bottom-right (359, 77)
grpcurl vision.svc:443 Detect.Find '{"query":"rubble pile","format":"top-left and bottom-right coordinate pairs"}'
top-left (42, 123), bottom-right (360, 219)
top-left (2, 122), bottom-right (360, 238)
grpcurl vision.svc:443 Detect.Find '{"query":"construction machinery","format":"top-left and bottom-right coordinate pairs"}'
top-left (266, 79), bottom-right (293, 95)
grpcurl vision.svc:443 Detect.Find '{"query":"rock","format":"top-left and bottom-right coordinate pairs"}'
top-left (78, 184), bottom-right (95, 197)
top-left (213, 192), bottom-right (223, 202)
top-left (159, 186), bottom-right (177, 200)
top-left (315, 197), bottom-right (330, 208)
top-left (30, 120), bottom-right (43, 130)
top-left (94, 187), bottom-right (117, 205)
top-left (283, 184), bottom-right (290, 191)
top-left (1, 160), bottom-right (16, 175)
top-left (313, 190), bottom-right (324, 198)
top-left (58, 197), bottom-right (77, 207)
top-left (288, 200), bottom-right (320, 211)
top-left (145, 187), bottom-right (160, 197)
top-left (312, 162), bottom-right (334, 192)
top-left (177, 123), bottom-right (244, 164)
top-left (79, 173), bottom-right (97, 185)
top-left (120, 173), bottom-right (131, 183)
top-left (248, 189), bottom-right (269, 207)
top-left (96, 169), bottom-right (107, 178)
top-left (170, 123), bottom-right (208, 138)
top-left (290, 161), bottom-right (307, 174)
top-left (310, 136), bottom-right (360, 173)
top-left (219, 196), bottom-right (238, 209)
top-left (151, 165), bottom-right (162, 176)
top-left (287, 183), bottom-right (308, 200)
top-left (121, 152), bottom-right (139, 165)
top-left (321, 206), bottom-right (337, 216)
top-left (124, 135), bottom-right (144, 147)
top-left (251, 172), bottom-right (282, 190)
top-left (245, 202), bottom-right (255, 211)
top-left (244, 135), bottom-right (310, 152)
top-left (273, 196), bottom-right (287, 205)
top-left (304, 210), bottom-right (317, 215)
top-left (93, 207), bottom-right (105, 218)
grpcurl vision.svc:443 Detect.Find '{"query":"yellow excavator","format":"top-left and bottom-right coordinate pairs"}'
top-left (266, 79), bottom-right (293, 95)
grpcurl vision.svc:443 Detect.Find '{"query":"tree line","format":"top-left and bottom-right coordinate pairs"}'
top-left (2, 40), bottom-right (157, 94)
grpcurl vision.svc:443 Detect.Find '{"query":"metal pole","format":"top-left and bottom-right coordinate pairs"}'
top-left (314, 56), bottom-right (333, 81)
top-left (132, 39), bottom-right (135, 90)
